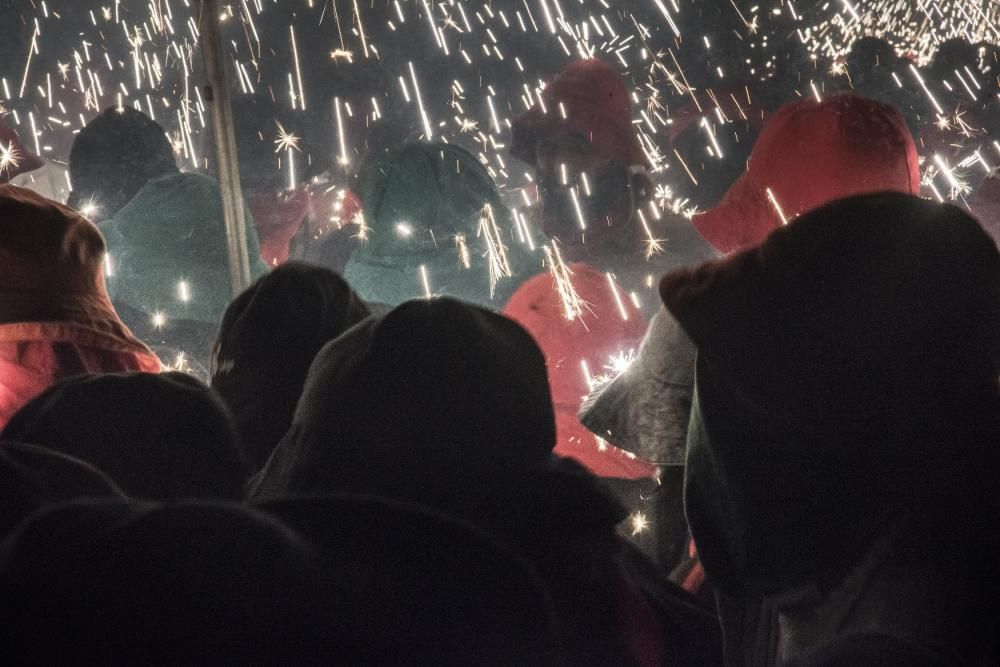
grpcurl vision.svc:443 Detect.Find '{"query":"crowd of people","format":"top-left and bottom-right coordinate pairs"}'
top-left (0, 27), bottom-right (998, 665)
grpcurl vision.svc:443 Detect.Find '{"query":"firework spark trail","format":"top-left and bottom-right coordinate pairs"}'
top-left (543, 241), bottom-right (586, 322)
top-left (477, 203), bottom-right (514, 298)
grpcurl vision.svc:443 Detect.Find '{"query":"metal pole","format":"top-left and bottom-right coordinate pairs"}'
top-left (198, 0), bottom-right (252, 297)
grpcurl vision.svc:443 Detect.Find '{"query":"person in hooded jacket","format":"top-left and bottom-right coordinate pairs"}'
top-left (577, 93), bottom-right (924, 583)
top-left (510, 59), bottom-right (717, 314)
top-left (502, 264), bottom-right (663, 560)
top-left (2, 372), bottom-right (248, 500)
top-left (251, 297), bottom-right (722, 666)
top-left (211, 262), bottom-right (371, 470)
top-left (0, 499), bottom-right (340, 665)
top-left (344, 142), bottom-right (538, 309)
top-left (68, 107), bottom-right (268, 326)
top-left (0, 185), bottom-right (160, 429)
top-left (661, 192), bottom-right (999, 665)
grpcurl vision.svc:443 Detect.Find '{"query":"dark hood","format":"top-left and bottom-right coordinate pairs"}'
top-left (252, 297), bottom-right (557, 498)
top-left (1, 372), bottom-right (249, 500)
top-left (211, 262), bottom-right (370, 469)
top-left (660, 192), bottom-right (1000, 595)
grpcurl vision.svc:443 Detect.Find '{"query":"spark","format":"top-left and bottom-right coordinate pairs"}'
top-left (766, 188), bottom-right (790, 225)
top-left (477, 203), bottom-right (514, 298)
top-left (455, 234), bottom-right (472, 269)
top-left (606, 273), bottom-right (629, 321)
top-left (543, 241), bottom-right (586, 321)
top-left (273, 122), bottom-right (301, 153)
top-left (419, 264), bottom-right (433, 298)
top-left (151, 312), bottom-right (166, 329)
top-left (0, 142), bottom-right (20, 178)
top-left (409, 61), bottom-right (434, 139)
top-left (569, 187), bottom-right (587, 230)
top-left (177, 280), bottom-right (190, 303)
top-left (630, 511), bottom-right (650, 536)
top-left (636, 209), bottom-right (664, 259)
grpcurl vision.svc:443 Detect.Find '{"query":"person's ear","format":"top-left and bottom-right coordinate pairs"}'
top-left (630, 170), bottom-right (653, 206)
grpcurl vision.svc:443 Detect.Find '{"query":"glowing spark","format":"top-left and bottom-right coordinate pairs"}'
top-left (152, 312), bottom-right (166, 329)
top-left (273, 122), bottom-right (301, 153)
top-left (630, 511), bottom-right (650, 536)
top-left (455, 234), bottom-right (472, 269)
top-left (477, 203), bottom-right (514, 298)
top-left (409, 62), bottom-right (433, 139)
top-left (289, 26), bottom-right (305, 109)
top-left (636, 209), bottom-right (664, 259)
top-left (569, 187), bottom-right (587, 230)
top-left (606, 273), bottom-right (629, 321)
top-left (0, 142), bottom-right (20, 177)
top-left (543, 242), bottom-right (586, 321)
top-left (335, 97), bottom-right (350, 166)
top-left (177, 280), bottom-right (190, 303)
top-left (419, 264), bottom-right (433, 298)
top-left (766, 188), bottom-right (789, 225)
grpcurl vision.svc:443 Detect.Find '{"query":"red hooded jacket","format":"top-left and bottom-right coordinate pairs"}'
top-left (504, 264), bottom-right (657, 480)
top-left (692, 94), bottom-right (921, 254)
top-left (0, 186), bottom-right (160, 428)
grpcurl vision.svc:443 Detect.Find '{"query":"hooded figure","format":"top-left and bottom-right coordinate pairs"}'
top-left (502, 264), bottom-right (655, 480)
top-left (257, 495), bottom-right (564, 665)
top-left (0, 499), bottom-right (339, 665)
top-left (662, 192), bottom-right (1000, 665)
top-left (252, 298), bottom-right (685, 666)
top-left (2, 372), bottom-right (249, 500)
top-left (510, 59), bottom-right (716, 312)
top-left (344, 142), bottom-right (537, 309)
top-left (0, 441), bottom-right (124, 536)
top-left (71, 107), bottom-right (268, 325)
top-left (67, 107), bottom-right (179, 221)
top-left (692, 94), bottom-right (921, 254)
top-left (211, 262), bottom-right (370, 469)
top-left (0, 185), bottom-right (160, 429)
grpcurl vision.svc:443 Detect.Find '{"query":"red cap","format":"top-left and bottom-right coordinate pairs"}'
top-left (511, 59), bottom-right (649, 168)
top-left (692, 94), bottom-right (921, 254)
top-left (504, 263), bottom-right (655, 479)
top-left (0, 122), bottom-right (45, 184)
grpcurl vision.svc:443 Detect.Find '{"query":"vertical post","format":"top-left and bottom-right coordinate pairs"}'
top-left (199, 0), bottom-right (252, 297)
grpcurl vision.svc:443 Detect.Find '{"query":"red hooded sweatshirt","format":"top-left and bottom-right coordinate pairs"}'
top-left (504, 263), bottom-right (657, 480)
top-left (692, 94), bottom-right (921, 254)
top-left (0, 186), bottom-right (160, 428)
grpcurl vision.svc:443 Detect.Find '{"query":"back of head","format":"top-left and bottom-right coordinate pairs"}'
top-left (930, 38), bottom-right (982, 81)
top-left (68, 107), bottom-right (178, 221)
top-left (256, 298), bottom-right (556, 496)
top-left (662, 191), bottom-right (999, 591)
top-left (258, 495), bottom-right (564, 665)
top-left (692, 94), bottom-right (921, 253)
top-left (847, 37), bottom-right (900, 72)
top-left (211, 262), bottom-right (370, 469)
top-left (0, 499), bottom-right (335, 665)
top-left (2, 372), bottom-right (248, 500)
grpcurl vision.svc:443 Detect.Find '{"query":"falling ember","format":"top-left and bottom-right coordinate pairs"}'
top-left (0, 141), bottom-right (20, 177)
top-left (177, 280), bottom-right (190, 303)
top-left (103, 253), bottom-right (114, 278)
top-left (408, 61), bottom-right (433, 140)
top-left (419, 264), bottom-right (433, 299)
top-left (543, 241), bottom-right (586, 322)
top-left (766, 188), bottom-right (789, 225)
top-left (606, 273), bottom-right (629, 321)
top-left (630, 511), bottom-right (650, 536)
top-left (636, 209), bottom-right (664, 259)
top-left (477, 203), bottom-right (513, 298)
top-left (151, 312), bottom-right (166, 329)
top-left (569, 187), bottom-right (587, 230)
top-left (455, 234), bottom-right (472, 269)
top-left (335, 97), bottom-right (349, 166)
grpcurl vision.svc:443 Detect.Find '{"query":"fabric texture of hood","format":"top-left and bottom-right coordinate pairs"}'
top-left (211, 262), bottom-right (370, 469)
top-left (0, 440), bottom-right (124, 535)
top-left (2, 372), bottom-right (249, 500)
top-left (579, 306), bottom-right (698, 466)
top-left (252, 297), bottom-right (556, 497)
top-left (692, 94), bottom-right (921, 254)
top-left (101, 172), bottom-right (269, 325)
top-left (345, 141), bottom-right (538, 309)
top-left (511, 59), bottom-right (649, 168)
top-left (67, 107), bottom-right (179, 219)
top-left (661, 192), bottom-right (999, 595)
top-left (503, 263), bottom-right (655, 479)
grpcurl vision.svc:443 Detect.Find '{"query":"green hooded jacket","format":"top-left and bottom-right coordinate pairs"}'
top-left (102, 172), bottom-right (268, 324)
top-left (344, 142), bottom-right (539, 308)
